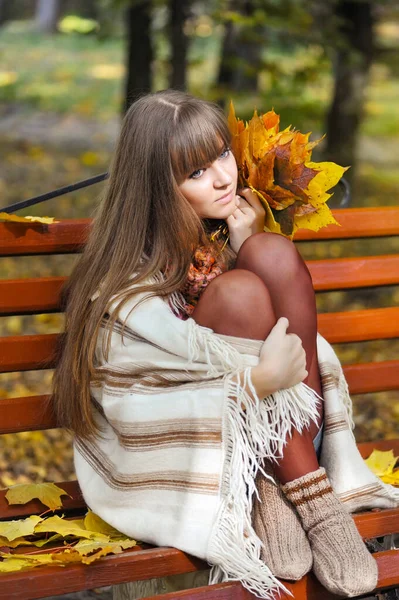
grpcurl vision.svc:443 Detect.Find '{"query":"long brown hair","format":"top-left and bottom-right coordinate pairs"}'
top-left (52, 89), bottom-right (234, 438)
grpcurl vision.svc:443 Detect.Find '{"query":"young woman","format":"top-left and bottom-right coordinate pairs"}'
top-left (53, 90), bottom-right (385, 598)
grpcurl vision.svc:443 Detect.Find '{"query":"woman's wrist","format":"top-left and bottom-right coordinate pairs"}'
top-left (250, 363), bottom-right (277, 398)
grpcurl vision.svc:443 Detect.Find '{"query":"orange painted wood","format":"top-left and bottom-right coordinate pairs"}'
top-left (0, 334), bottom-right (58, 373)
top-left (1, 207), bottom-right (399, 259)
top-left (354, 508), bottom-right (399, 539)
top-left (343, 361), bottom-right (399, 394)
top-left (358, 438), bottom-right (399, 459)
top-left (0, 546), bottom-right (206, 600)
top-left (0, 481), bottom-right (84, 521)
top-left (2, 254), bottom-right (399, 318)
top-left (0, 395), bottom-right (55, 434)
top-left (0, 219), bottom-right (90, 256)
top-left (0, 362), bottom-right (397, 436)
top-left (0, 547), bottom-right (396, 600)
top-left (1, 307), bottom-right (396, 374)
top-left (318, 307), bottom-right (399, 343)
top-left (0, 278), bottom-right (65, 316)
top-left (295, 206), bottom-right (399, 240)
top-left (307, 255), bottom-right (399, 291)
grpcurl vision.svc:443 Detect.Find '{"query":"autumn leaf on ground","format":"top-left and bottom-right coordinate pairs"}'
top-left (365, 449), bottom-right (399, 486)
top-left (6, 482), bottom-right (71, 510)
top-left (0, 212), bottom-right (57, 224)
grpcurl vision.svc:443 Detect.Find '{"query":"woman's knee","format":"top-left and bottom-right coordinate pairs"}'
top-left (192, 269), bottom-right (275, 337)
top-left (236, 232), bottom-right (311, 284)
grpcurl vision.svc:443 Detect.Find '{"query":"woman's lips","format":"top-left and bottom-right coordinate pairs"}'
top-left (216, 190), bottom-right (234, 204)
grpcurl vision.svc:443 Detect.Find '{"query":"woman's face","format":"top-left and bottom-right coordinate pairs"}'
top-left (179, 147), bottom-right (239, 219)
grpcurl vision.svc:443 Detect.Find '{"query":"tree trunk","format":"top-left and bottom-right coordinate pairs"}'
top-left (325, 1), bottom-right (375, 182)
top-left (170, 0), bottom-right (190, 90)
top-left (216, 0), bottom-right (261, 103)
top-left (124, 0), bottom-right (153, 113)
top-left (35, 0), bottom-right (62, 33)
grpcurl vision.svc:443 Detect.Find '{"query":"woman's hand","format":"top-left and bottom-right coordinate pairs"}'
top-left (251, 317), bottom-right (308, 397)
top-left (226, 188), bottom-right (266, 254)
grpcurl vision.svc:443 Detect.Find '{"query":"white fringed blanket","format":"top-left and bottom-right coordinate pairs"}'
top-left (74, 289), bottom-right (398, 600)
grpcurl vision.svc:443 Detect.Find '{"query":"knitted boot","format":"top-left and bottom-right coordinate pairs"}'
top-left (252, 464), bottom-right (312, 580)
top-left (282, 467), bottom-right (378, 597)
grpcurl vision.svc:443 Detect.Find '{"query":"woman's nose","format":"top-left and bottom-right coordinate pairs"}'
top-left (213, 164), bottom-right (233, 187)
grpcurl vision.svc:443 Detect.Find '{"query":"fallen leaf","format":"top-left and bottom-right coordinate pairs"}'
top-left (0, 516), bottom-right (43, 542)
top-left (0, 213), bottom-right (57, 224)
top-left (365, 449), bottom-right (398, 477)
top-left (34, 515), bottom-right (109, 541)
top-left (6, 482), bottom-right (71, 510)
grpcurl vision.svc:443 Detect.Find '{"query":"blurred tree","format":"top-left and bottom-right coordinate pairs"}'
top-left (124, 0), bottom-right (153, 111)
top-left (324, 0), bottom-right (375, 180)
top-left (35, 0), bottom-right (64, 33)
top-left (217, 0), bottom-right (261, 96)
top-left (169, 0), bottom-right (192, 90)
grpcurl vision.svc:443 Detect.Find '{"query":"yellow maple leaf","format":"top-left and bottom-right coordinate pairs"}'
top-left (83, 511), bottom-right (125, 539)
top-left (34, 515), bottom-right (109, 541)
top-left (380, 471), bottom-right (399, 486)
top-left (0, 515), bottom-right (42, 542)
top-left (364, 449), bottom-right (398, 477)
top-left (75, 538), bottom-right (136, 558)
top-left (227, 102), bottom-right (347, 238)
top-left (6, 482), bottom-right (71, 510)
top-left (0, 213), bottom-right (57, 224)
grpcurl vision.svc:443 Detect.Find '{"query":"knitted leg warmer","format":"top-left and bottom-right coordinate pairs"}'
top-left (282, 467), bottom-right (378, 597)
top-left (252, 465), bottom-right (312, 580)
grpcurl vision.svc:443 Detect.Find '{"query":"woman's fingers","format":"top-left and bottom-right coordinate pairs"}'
top-left (237, 187), bottom-right (265, 213)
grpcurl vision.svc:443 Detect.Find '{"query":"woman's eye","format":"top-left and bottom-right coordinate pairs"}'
top-left (189, 168), bottom-right (204, 179)
top-left (220, 147), bottom-right (230, 159)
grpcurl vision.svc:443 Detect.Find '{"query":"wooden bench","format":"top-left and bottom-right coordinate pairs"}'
top-left (0, 206), bottom-right (399, 600)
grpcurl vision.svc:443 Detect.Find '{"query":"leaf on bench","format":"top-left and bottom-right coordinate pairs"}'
top-left (0, 515), bottom-right (43, 542)
top-left (0, 212), bottom-right (57, 224)
top-left (5, 482), bottom-right (71, 510)
top-left (365, 449), bottom-right (399, 485)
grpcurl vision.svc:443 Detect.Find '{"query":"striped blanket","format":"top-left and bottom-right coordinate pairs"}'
top-left (74, 288), bottom-right (398, 599)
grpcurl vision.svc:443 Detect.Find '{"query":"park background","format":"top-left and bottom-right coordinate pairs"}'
top-left (0, 0), bottom-right (398, 487)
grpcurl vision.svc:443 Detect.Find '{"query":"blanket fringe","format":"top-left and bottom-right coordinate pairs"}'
top-left (187, 319), bottom-right (243, 377)
top-left (208, 368), bottom-right (321, 598)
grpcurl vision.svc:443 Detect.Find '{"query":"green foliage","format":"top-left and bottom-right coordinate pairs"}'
top-left (58, 15), bottom-right (99, 35)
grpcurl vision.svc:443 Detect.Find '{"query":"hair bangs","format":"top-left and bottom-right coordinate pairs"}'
top-left (171, 106), bottom-right (231, 183)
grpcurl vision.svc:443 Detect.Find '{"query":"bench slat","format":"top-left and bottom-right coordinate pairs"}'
top-left (0, 334), bottom-right (58, 372)
top-left (2, 254), bottom-right (399, 317)
top-left (307, 255), bottom-right (399, 291)
top-left (0, 278), bottom-right (65, 316)
top-left (0, 220), bottom-right (90, 256)
top-left (1, 207), bottom-right (399, 258)
top-left (317, 307), bottom-right (399, 343)
top-left (295, 206), bottom-right (399, 240)
top-left (0, 362), bottom-right (398, 435)
top-left (2, 307), bottom-right (398, 373)
top-left (1, 438), bottom-right (398, 521)
top-left (0, 547), bottom-right (396, 600)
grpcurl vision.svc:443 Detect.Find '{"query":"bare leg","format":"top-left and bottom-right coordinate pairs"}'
top-left (192, 233), bottom-right (322, 483)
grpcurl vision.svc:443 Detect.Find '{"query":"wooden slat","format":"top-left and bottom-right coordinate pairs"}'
top-left (307, 255), bottom-right (399, 291)
top-left (0, 546), bottom-right (206, 600)
top-left (0, 207), bottom-right (399, 259)
top-left (0, 547), bottom-right (397, 600)
top-left (0, 277), bottom-right (65, 316)
top-left (1, 306), bottom-right (397, 374)
top-left (296, 206), bottom-right (399, 240)
top-left (0, 219), bottom-right (90, 256)
top-left (0, 361), bottom-right (398, 436)
top-left (0, 395), bottom-right (55, 433)
top-left (1, 439), bottom-right (398, 521)
top-left (318, 307), bottom-right (399, 343)
top-left (0, 334), bottom-right (58, 373)
top-left (2, 254), bottom-right (399, 317)
top-left (343, 361), bottom-right (399, 394)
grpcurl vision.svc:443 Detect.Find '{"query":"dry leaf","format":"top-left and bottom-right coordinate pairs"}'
top-left (0, 213), bottom-right (56, 224)
top-left (83, 511), bottom-right (124, 538)
top-left (365, 449), bottom-right (398, 478)
top-left (227, 102), bottom-right (348, 237)
top-left (34, 515), bottom-right (109, 541)
top-left (6, 482), bottom-right (71, 510)
top-left (0, 516), bottom-right (43, 542)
